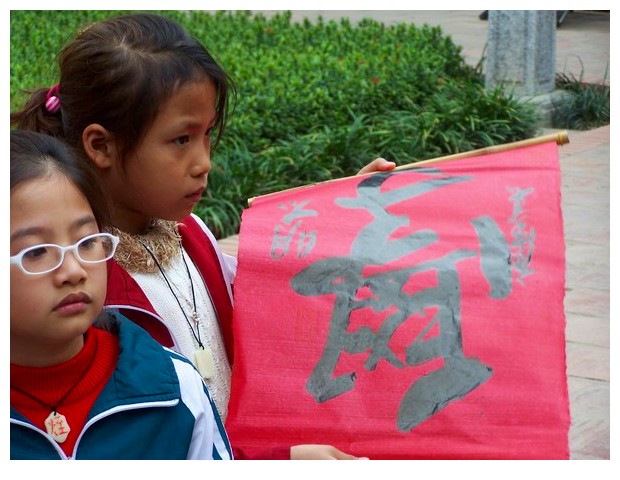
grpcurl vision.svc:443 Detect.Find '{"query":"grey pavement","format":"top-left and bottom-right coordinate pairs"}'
top-left (217, 10), bottom-right (611, 460)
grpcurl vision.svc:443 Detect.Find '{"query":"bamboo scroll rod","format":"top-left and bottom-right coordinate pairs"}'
top-left (248, 130), bottom-right (569, 206)
top-left (394, 130), bottom-right (569, 170)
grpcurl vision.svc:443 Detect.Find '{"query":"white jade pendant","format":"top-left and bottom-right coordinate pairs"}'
top-left (44, 411), bottom-right (71, 443)
top-left (194, 348), bottom-right (215, 379)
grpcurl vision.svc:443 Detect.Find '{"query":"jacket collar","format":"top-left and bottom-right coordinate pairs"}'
top-left (88, 315), bottom-right (180, 416)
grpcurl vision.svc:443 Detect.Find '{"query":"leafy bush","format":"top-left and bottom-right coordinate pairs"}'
top-left (552, 72), bottom-right (610, 130)
top-left (10, 10), bottom-right (540, 238)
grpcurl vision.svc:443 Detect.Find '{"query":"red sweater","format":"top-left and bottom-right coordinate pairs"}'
top-left (10, 326), bottom-right (119, 457)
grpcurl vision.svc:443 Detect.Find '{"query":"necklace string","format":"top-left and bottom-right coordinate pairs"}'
top-left (138, 239), bottom-right (204, 350)
top-left (11, 348), bottom-right (92, 414)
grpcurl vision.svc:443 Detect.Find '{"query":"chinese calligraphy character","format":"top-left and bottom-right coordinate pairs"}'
top-left (291, 170), bottom-right (515, 431)
top-left (507, 187), bottom-right (536, 284)
top-left (270, 201), bottom-right (318, 259)
top-left (44, 411), bottom-right (71, 443)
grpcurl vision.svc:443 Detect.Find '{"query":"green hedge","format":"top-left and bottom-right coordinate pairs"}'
top-left (10, 10), bottom-right (539, 238)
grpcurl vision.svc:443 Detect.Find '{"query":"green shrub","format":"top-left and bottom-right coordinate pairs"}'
top-left (552, 72), bottom-right (610, 130)
top-left (10, 10), bottom-right (540, 238)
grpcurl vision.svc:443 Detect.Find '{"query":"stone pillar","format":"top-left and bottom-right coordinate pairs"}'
top-left (485, 11), bottom-right (556, 97)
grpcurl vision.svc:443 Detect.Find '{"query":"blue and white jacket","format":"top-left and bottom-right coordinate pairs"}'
top-left (10, 314), bottom-right (233, 460)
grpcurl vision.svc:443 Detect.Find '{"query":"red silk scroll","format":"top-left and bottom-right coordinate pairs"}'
top-left (225, 141), bottom-right (570, 459)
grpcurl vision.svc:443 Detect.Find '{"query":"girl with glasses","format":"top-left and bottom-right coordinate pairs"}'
top-left (9, 129), bottom-right (233, 460)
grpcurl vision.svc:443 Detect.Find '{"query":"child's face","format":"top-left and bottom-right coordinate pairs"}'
top-left (10, 171), bottom-right (108, 366)
top-left (107, 80), bottom-right (217, 233)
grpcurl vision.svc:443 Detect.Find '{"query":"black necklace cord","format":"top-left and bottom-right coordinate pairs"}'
top-left (11, 355), bottom-right (92, 414)
top-left (138, 239), bottom-right (204, 349)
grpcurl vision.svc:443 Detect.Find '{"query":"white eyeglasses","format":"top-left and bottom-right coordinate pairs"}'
top-left (10, 232), bottom-right (119, 275)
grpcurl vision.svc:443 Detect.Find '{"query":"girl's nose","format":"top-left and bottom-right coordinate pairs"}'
top-left (53, 251), bottom-right (88, 285)
top-left (192, 144), bottom-right (211, 177)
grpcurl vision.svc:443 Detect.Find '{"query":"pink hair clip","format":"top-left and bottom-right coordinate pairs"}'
top-left (45, 84), bottom-right (61, 113)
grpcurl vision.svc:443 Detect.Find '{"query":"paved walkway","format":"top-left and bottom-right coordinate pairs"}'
top-left (217, 10), bottom-right (611, 460)
top-left (555, 125), bottom-right (610, 460)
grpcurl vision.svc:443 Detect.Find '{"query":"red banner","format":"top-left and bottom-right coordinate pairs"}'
top-left (225, 141), bottom-right (570, 459)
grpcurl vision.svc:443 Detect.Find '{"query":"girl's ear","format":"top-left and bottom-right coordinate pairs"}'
top-left (82, 124), bottom-right (117, 169)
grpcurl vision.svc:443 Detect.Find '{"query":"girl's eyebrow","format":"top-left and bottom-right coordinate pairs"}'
top-left (72, 215), bottom-right (99, 230)
top-left (10, 215), bottom-right (98, 244)
top-left (10, 226), bottom-right (43, 243)
top-left (169, 115), bottom-right (216, 130)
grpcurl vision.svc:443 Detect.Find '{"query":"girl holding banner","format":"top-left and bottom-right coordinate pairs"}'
top-left (11, 12), bottom-right (392, 460)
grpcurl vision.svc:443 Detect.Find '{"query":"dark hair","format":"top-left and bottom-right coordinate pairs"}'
top-left (10, 129), bottom-right (110, 229)
top-left (11, 13), bottom-right (235, 166)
